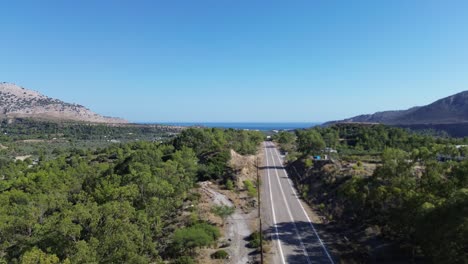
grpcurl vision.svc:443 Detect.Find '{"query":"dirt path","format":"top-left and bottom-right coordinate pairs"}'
top-left (200, 182), bottom-right (256, 264)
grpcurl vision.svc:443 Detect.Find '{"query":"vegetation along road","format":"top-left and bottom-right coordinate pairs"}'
top-left (262, 141), bottom-right (335, 264)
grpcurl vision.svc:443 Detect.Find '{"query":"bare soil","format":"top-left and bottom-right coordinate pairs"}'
top-left (229, 149), bottom-right (260, 188)
top-left (14, 155), bottom-right (32, 161)
top-left (195, 148), bottom-right (264, 264)
top-left (199, 182), bottom-right (256, 264)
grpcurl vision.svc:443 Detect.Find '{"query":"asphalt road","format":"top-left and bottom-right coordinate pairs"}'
top-left (261, 141), bottom-right (335, 264)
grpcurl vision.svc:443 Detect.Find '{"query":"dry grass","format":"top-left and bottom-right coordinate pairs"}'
top-left (229, 149), bottom-right (259, 186)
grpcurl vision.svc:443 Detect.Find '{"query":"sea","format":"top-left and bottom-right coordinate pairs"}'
top-left (149, 122), bottom-right (321, 131)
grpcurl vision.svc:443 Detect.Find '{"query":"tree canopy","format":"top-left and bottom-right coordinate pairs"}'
top-left (288, 124), bottom-right (468, 263)
top-left (0, 127), bottom-right (263, 263)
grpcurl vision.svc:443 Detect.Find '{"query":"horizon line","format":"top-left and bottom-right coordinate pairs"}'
top-left (134, 121), bottom-right (324, 124)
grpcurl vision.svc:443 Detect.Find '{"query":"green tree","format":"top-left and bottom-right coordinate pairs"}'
top-left (69, 239), bottom-right (99, 264)
top-left (417, 189), bottom-right (468, 264)
top-left (20, 247), bottom-right (60, 264)
top-left (296, 130), bottom-right (326, 155)
top-left (322, 129), bottom-right (339, 148)
top-left (277, 131), bottom-right (295, 145)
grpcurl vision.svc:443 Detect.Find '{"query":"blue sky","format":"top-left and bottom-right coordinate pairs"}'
top-left (1, 0), bottom-right (468, 122)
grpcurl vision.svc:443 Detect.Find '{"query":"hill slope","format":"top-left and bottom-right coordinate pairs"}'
top-left (0, 82), bottom-right (127, 123)
top-left (328, 91), bottom-right (468, 125)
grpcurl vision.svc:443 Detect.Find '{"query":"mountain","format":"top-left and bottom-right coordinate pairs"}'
top-left (326, 91), bottom-right (468, 136)
top-left (334, 107), bottom-right (421, 124)
top-left (0, 82), bottom-right (127, 123)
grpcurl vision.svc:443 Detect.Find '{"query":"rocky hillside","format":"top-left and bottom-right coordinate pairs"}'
top-left (0, 82), bottom-right (127, 123)
top-left (327, 90), bottom-right (468, 125)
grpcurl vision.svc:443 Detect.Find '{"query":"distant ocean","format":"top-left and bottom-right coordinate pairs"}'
top-left (146, 122), bottom-right (321, 131)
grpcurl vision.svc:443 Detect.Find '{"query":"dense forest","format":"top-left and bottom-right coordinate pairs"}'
top-left (3, 120), bottom-right (465, 263)
top-left (0, 126), bottom-right (263, 264)
top-left (0, 119), bottom-right (181, 141)
top-left (276, 124), bottom-right (467, 263)
top-left (0, 119), bottom-right (184, 162)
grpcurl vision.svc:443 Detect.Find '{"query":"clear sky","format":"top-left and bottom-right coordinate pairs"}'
top-left (2, 1), bottom-right (468, 122)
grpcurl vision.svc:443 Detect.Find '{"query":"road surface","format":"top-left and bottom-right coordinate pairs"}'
top-left (261, 141), bottom-right (335, 264)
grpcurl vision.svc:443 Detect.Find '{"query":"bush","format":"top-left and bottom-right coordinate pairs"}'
top-left (211, 250), bottom-right (229, 259)
top-left (243, 180), bottom-right (257, 198)
top-left (356, 160), bottom-right (363, 167)
top-left (300, 184), bottom-right (310, 199)
top-left (172, 223), bottom-right (220, 253)
top-left (262, 243), bottom-right (272, 253)
top-left (173, 256), bottom-right (196, 264)
top-left (211, 205), bottom-right (235, 226)
top-left (304, 158), bottom-right (313, 168)
top-left (187, 192), bottom-right (201, 202)
top-left (225, 179), bottom-right (234, 190)
top-left (247, 231), bottom-right (262, 249)
top-left (286, 152), bottom-right (299, 163)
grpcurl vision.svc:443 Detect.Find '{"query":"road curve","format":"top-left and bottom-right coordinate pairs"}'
top-left (261, 141), bottom-right (335, 264)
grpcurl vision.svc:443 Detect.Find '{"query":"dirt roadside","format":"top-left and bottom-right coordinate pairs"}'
top-left (196, 148), bottom-right (264, 264)
top-left (199, 182), bottom-right (257, 264)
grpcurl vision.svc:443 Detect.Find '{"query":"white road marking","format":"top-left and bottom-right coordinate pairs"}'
top-left (270, 142), bottom-right (336, 264)
top-left (267, 145), bottom-right (313, 264)
top-left (265, 142), bottom-right (286, 264)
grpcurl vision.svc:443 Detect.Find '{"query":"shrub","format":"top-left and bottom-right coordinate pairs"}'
top-left (211, 250), bottom-right (229, 259)
top-left (262, 243), bottom-right (272, 253)
top-left (243, 180), bottom-right (257, 198)
top-left (318, 203), bottom-right (326, 211)
top-left (247, 231), bottom-right (262, 249)
top-left (187, 192), bottom-right (201, 202)
top-left (172, 223), bottom-right (220, 253)
top-left (304, 158), bottom-right (313, 168)
top-left (173, 256), bottom-right (196, 264)
top-left (211, 205), bottom-right (235, 226)
top-left (225, 179), bottom-right (234, 190)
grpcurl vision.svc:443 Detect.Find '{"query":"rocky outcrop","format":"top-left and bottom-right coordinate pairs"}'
top-left (0, 82), bottom-right (127, 123)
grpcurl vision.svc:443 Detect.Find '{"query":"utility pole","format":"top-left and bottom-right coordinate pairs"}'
top-left (257, 157), bottom-right (264, 264)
